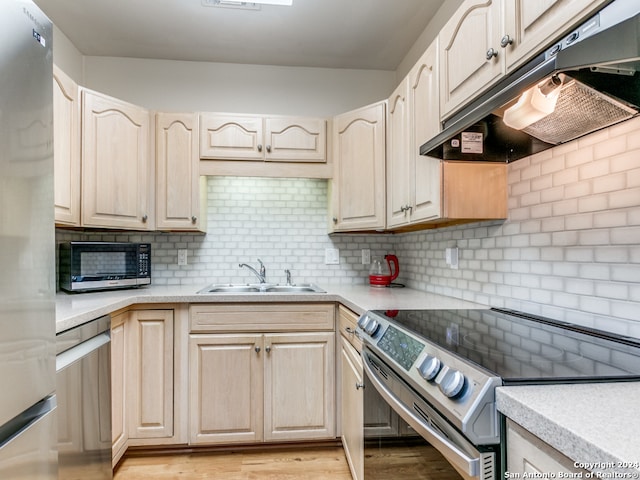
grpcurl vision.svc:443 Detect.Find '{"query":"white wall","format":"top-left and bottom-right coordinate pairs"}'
top-left (81, 56), bottom-right (396, 116)
top-left (52, 26), bottom-right (83, 83)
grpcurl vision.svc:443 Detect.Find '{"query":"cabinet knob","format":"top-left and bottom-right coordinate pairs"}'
top-left (265, 345), bottom-right (271, 353)
top-left (485, 48), bottom-right (498, 60)
top-left (332, 217), bottom-right (338, 224)
top-left (500, 35), bottom-right (513, 48)
top-left (257, 144), bottom-right (263, 152)
top-left (255, 346), bottom-right (261, 353)
top-left (191, 216), bottom-right (197, 223)
top-left (142, 214), bottom-right (148, 223)
top-left (266, 145), bottom-right (272, 153)
top-left (355, 382), bottom-right (365, 390)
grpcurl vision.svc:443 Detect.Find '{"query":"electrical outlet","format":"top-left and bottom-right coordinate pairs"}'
top-left (362, 249), bottom-right (371, 265)
top-left (445, 247), bottom-right (458, 269)
top-left (325, 248), bottom-right (340, 265)
top-left (177, 249), bottom-right (188, 266)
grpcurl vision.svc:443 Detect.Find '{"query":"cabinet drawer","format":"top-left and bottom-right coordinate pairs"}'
top-left (338, 306), bottom-right (362, 353)
top-left (189, 303), bottom-right (335, 332)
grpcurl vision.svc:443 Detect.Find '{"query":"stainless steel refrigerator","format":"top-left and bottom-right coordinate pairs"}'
top-left (0, 1), bottom-right (57, 478)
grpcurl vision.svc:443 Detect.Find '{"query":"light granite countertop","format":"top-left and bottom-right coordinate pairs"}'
top-left (55, 283), bottom-right (484, 333)
top-left (56, 284), bottom-right (640, 475)
top-left (497, 384), bottom-right (640, 476)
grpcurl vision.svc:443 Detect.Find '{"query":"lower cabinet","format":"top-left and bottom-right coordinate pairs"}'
top-left (340, 335), bottom-right (364, 480)
top-left (111, 306), bottom-right (184, 466)
top-left (188, 303), bottom-right (336, 446)
top-left (506, 419), bottom-right (589, 475)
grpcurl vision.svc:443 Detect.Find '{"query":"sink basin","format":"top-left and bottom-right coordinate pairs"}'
top-left (197, 283), bottom-right (325, 294)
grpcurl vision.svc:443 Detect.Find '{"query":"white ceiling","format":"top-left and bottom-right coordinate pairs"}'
top-left (35, 0), bottom-right (445, 70)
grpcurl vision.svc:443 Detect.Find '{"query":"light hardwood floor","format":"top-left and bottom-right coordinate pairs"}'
top-left (113, 446), bottom-right (353, 480)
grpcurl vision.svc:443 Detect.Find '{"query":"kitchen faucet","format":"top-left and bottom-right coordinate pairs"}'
top-left (239, 259), bottom-right (266, 283)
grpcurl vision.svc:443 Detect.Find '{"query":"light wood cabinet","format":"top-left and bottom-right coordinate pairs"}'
top-left (340, 336), bottom-right (364, 480)
top-left (264, 332), bottom-right (335, 441)
top-left (81, 89), bottom-right (153, 230)
top-left (155, 112), bottom-right (207, 232)
top-left (53, 65), bottom-right (81, 227)
top-left (388, 40), bottom-right (442, 229)
top-left (440, 0), bottom-right (608, 119)
top-left (439, 0), bottom-right (503, 119)
top-left (503, 0), bottom-right (608, 73)
top-left (189, 333), bottom-right (264, 445)
top-left (506, 419), bottom-right (589, 475)
top-left (127, 309), bottom-right (174, 441)
top-left (188, 304), bottom-right (335, 446)
top-left (330, 101), bottom-right (386, 232)
top-left (200, 113), bottom-right (326, 162)
top-left (111, 312), bottom-right (128, 466)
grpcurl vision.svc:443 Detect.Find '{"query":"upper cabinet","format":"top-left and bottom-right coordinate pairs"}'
top-left (81, 89), bottom-right (154, 230)
top-left (387, 40), bottom-right (442, 229)
top-left (199, 113), bottom-right (330, 179)
top-left (200, 114), bottom-right (325, 162)
top-left (440, 0), bottom-right (608, 119)
top-left (439, 0), bottom-right (503, 119)
top-left (330, 101), bottom-right (386, 233)
top-left (156, 112), bottom-right (207, 232)
top-left (53, 66), bottom-right (81, 227)
top-left (503, 0), bottom-right (608, 73)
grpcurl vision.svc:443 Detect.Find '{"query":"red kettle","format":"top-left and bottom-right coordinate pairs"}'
top-left (369, 254), bottom-right (400, 287)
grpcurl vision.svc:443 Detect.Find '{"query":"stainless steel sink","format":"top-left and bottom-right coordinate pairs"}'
top-left (197, 283), bottom-right (325, 294)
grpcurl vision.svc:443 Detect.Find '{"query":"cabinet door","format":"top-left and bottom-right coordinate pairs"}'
top-left (53, 66), bottom-right (80, 226)
top-left (156, 112), bottom-right (205, 231)
top-left (332, 102), bottom-right (386, 232)
top-left (264, 117), bottom-right (326, 163)
top-left (199, 114), bottom-right (264, 160)
top-left (340, 337), bottom-right (364, 480)
top-left (128, 310), bottom-right (174, 439)
top-left (264, 332), bottom-right (335, 441)
top-left (503, 0), bottom-right (608, 73)
top-left (81, 89), bottom-right (152, 229)
top-left (189, 334), bottom-right (263, 444)
top-left (111, 312), bottom-right (128, 466)
top-left (410, 40), bottom-right (442, 223)
top-left (439, 0), bottom-right (503, 119)
top-left (386, 79), bottom-right (411, 228)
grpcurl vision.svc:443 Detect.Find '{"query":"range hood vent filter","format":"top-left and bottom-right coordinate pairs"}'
top-left (521, 78), bottom-right (637, 145)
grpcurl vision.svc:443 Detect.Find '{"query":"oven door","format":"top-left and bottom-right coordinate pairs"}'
top-left (362, 347), bottom-right (497, 480)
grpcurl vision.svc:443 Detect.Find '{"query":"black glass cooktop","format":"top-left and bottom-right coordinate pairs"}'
top-left (372, 308), bottom-right (640, 384)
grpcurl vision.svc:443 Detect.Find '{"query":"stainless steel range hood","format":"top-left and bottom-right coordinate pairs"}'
top-left (420, 0), bottom-right (640, 162)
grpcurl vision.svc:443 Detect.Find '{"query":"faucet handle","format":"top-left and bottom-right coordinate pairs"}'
top-left (257, 258), bottom-right (266, 277)
top-left (284, 269), bottom-right (292, 286)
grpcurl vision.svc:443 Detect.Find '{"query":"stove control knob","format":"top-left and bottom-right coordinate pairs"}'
top-left (417, 355), bottom-right (441, 381)
top-left (438, 368), bottom-right (466, 398)
top-left (357, 314), bottom-right (370, 330)
top-left (364, 319), bottom-right (380, 336)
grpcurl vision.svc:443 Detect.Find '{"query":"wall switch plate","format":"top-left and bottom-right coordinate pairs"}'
top-left (178, 249), bottom-right (188, 266)
top-left (325, 248), bottom-right (340, 265)
top-left (445, 247), bottom-right (458, 269)
top-left (362, 249), bottom-right (371, 265)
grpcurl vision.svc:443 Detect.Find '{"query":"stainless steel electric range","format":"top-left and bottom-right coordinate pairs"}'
top-left (356, 308), bottom-right (640, 480)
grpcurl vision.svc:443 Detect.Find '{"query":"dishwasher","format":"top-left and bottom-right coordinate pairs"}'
top-left (56, 315), bottom-right (112, 479)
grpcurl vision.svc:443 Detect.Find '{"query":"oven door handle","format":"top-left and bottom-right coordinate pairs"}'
top-left (362, 353), bottom-right (482, 479)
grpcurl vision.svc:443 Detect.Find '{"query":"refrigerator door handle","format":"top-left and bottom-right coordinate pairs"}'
top-left (56, 332), bottom-right (111, 373)
top-left (0, 396), bottom-right (56, 449)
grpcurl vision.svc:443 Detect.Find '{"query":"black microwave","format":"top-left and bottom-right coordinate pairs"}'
top-left (58, 242), bottom-right (151, 292)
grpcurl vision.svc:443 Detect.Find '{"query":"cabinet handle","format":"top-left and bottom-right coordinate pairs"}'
top-left (486, 48), bottom-right (498, 60)
top-left (257, 144), bottom-right (263, 152)
top-left (191, 216), bottom-right (197, 223)
top-left (406, 205), bottom-right (413, 213)
top-left (332, 217), bottom-right (338, 224)
top-left (142, 214), bottom-right (148, 223)
top-left (255, 346), bottom-right (261, 353)
top-left (266, 145), bottom-right (272, 153)
top-left (265, 345), bottom-right (271, 353)
top-left (355, 382), bottom-right (365, 390)
top-left (500, 35), bottom-right (513, 48)
top-left (345, 327), bottom-right (354, 334)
